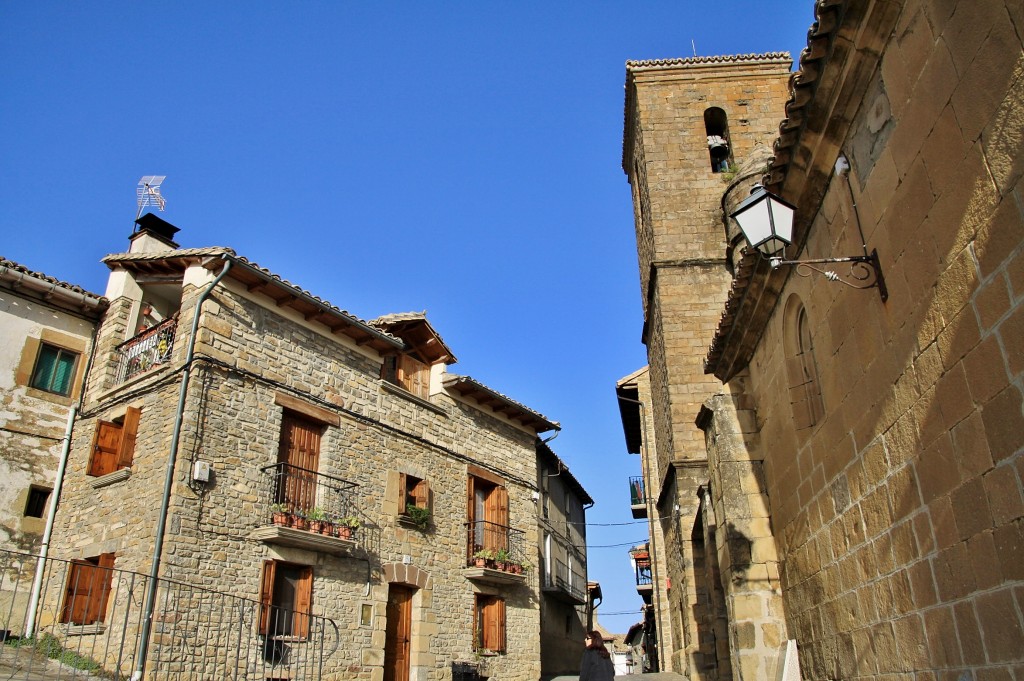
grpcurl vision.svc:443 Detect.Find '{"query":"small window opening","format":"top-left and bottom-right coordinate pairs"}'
top-left (704, 107), bottom-right (733, 173)
top-left (25, 486), bottom-right (52, 518)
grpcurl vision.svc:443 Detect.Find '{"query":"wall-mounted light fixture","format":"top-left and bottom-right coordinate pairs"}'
top-left (730, 184), bottom-right (887, 301)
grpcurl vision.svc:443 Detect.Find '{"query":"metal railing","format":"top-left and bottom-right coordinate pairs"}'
top-left (0, 548), bottom-right (338, 680)
top-left (544, 557), bottom-right (587, 602)
top-left (260, 463), bottom-right (361, 532)
top-left (633, 557), bottom-right (653, 587)
top-left (116, 315), bottom-right (178, 383)
top-left (629, 476), bottom-right (645, 506)
top-left (463, 521), bottom-right (526, 568)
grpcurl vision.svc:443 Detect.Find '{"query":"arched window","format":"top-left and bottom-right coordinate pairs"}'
top-left (704, 107), bottom-right (733, 173)
top-left (784, 295), bottom-right (824, 430)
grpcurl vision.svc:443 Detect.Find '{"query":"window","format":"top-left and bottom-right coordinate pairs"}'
top-left (259, 560), bottom-right (313, 638)
top-left (87, 407), bottom-right (142, 477)
top-left (60, 554), bottom-right (115, 625)
top-left (30, 343), bottom-right (79, 396)
top-left (382, 354), bottom-right (430, 399)
top-left (24, 486), bottom-right (52, 518)
top-left (468, 468), bottom-right (509, 556)
top-left (783, 296), bottom-right (824, 430)
top-left (474, 594), bottom-right (506, 653)
top-left (275, 411), bottom-right (323, 514)
top-left (703, 107), bottom-right (733, 173)
top-left (399, 473), bottom-right (430, 515)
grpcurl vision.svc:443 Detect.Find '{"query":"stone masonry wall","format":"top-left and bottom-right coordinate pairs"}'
top-left (738, 2), bottom-right (1024, 678)
top-left (49, 273), bottom-right (545, 681)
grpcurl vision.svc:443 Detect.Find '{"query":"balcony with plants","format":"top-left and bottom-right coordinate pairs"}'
top-left (463, 521), bottom-right (529, 585)
top-left (116, 313), bottom-right (179, 383)
top-left (252, 463), bottom-right (367, 556)
top-left (630, 544), bottom-right (653, 598)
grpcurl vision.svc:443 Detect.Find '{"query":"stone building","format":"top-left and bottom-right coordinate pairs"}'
top-left (621, 1), bottom-right (1024, 680)
top-left (0, 258), bottom-right (106, 554)
top-left (619, 52), bottom-right (793, 677)
top-left (536, 440), bottom-right (593, 677)
top-left (33, 214), bottom-right (575, 681)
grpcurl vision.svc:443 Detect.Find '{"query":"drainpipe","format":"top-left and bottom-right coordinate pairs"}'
top-left (133, 255), bottom-right (231, 681)
top-left (24, 406), bottom-right (76, 637)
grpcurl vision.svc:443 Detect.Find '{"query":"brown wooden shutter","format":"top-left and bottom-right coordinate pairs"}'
top-left (89, 553), bottom-right (116, 624)
top-left (495, 597), bottom-right (506, 653)
top-left (258, 560), bottom-right (276, 635)
top-left (414, 479), bottom-right (430, 510)
top-left (398, 474), bottom-right (409, 512)
top-left (294, 566), bottom-right (313, 639)
top-left (88, 421), bottom-right (122, 477)
top-left (116, 407), bottom-right (141, 468)
top-left (61, 561), bottom-right (88, 624)
top-left (481, 596), bottom-right (505, 652)
top-left (277, 414), bottom-right (321, 513)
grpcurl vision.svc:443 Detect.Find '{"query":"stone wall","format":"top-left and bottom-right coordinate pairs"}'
top-left (49, 269), bottom-right (547, 681)
top-left (731, 1), bottom-right (1024, 678)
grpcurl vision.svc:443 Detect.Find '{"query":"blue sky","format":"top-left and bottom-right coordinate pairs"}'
top-left (2, 1), bottom-right (814, 628)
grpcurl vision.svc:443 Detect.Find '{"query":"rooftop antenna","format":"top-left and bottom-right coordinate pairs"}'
top-left (136, 175), bottom-right (167, 220)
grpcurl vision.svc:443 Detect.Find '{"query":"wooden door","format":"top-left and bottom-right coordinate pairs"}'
top-left (276, 413), bottom-right (321, 512)
top-left (384, 585), bottom-right (414, 681)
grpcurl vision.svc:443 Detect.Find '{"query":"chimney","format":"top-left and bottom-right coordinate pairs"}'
top-left (130, 213), bottom-right (181, 253)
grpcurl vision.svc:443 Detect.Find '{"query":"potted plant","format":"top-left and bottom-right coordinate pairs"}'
top-left (337, 516), bottom-right (361, 539)
top-left (270, 503), bottom-right (291, 526)
top-left (307, 507), bottom-right (327, 534)
top-left (292, 509), bottom-right (309, 531)
top-left (472, 549), bottom-right (495, 568)
top-left (494, 548), bottom-right (511, 571)
top-left (405, 503), bottom-right (431, 530)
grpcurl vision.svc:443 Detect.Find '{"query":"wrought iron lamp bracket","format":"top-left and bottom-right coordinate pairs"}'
top-left (767, 249), bottom-right (888, 302)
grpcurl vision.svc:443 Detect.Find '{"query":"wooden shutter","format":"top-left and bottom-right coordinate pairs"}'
top-left (485, 485), bottom-right (509, 551)
top-left (413, 479), bottom-right (430, 510)
top-left (258, 560), bottom-right (276, 635)
top-left (277, 414), bottom-right (321, 512)
top-left (398, 474), bottom-right (409, 512)
top-left (293, 566), bottom-right (313, 639)
top-left (61, 561), bottom-right (89, 624)
top-left (481, 596), bottom-right (506, 653)
top-left (87, 553), bottom-right (115, 624)
top-left (88, 421), bottom-right (122, 477)
top-left (116, 407), bottom-right (142, 468)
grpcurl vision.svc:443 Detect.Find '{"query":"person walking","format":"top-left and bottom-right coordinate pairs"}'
top-left (580, 631), bottom-right (615, 681)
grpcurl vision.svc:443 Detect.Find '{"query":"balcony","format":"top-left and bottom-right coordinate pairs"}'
top-left (463, 521), bottom-right (528, 586)
top-left (116, 314), bottom-right (178, 383)
top-left (631, 546), bottom-right (653, 600)
top-left (629, 476), bottom-right (647, 519)
top-left (250, 463), bottom-right (365, 555)
top-left (542, 557), bottom-right (587, 604)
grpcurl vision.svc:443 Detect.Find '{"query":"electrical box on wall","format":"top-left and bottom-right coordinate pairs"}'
top-left (192, 460), bottom-right (211, 483)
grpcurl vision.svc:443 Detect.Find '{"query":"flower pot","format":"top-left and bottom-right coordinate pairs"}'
top-left (321, 523), bottom-right (334, 536)
top-left (294, 518), bottom-right (310, 531)
top-left (272, 512), bottom-right (289, 526)
top-left (309, 521), bottom-right (324, 534)
top-left (338, 526), bottom-right (353, 540)
top-left (474, 558), bottom-right (487, 568)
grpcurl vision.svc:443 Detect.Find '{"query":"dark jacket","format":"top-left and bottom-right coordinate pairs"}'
top-left (580, 648), bottom-right (615, 681)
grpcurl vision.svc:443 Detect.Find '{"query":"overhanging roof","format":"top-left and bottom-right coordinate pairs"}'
top-left (370, 311), bottom-right (457, 365)
top-left (442, 373), bottom-right (559, 433)
top-left (615, 367), bottom-right (647, 455)
top-left (0, 257), bottom-right (108, 318)
top-left (102, 248), bottom-right (403, 355)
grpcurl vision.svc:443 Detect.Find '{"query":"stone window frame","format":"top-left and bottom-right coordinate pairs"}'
top-left (15, 329), bottom-right (89, 406)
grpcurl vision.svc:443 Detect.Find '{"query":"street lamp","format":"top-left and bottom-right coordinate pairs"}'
top-left (729, 185), bottom-right (887, 301)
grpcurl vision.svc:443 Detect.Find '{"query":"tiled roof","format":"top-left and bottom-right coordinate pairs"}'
top-left (442, 373), bottom-right (559, 433)
top-left (625, 52), bottom-right (791, 70)
top-left (1, 257), bottom-right (106, 300)
top-left (369, 311), bottom-right (458, 364)
top-left (103, 248), bottom-right (402, 349)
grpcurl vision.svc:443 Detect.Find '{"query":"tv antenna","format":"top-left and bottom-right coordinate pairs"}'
top-left (136, 176), bottom-right (167, 219)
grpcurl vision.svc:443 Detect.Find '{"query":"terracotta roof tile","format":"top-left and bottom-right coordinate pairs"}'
top-left (0, 257), bottom-right (107, 303)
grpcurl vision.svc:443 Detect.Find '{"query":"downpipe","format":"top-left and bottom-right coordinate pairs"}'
top-left (134, 255), bottom-right (231, 680)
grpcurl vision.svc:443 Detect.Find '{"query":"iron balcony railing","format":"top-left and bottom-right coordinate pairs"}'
top-left (544, 557), bottom-right (587, 603)
top-left (260, 463), bottom-right (362, 533)
top-left (633, 555), bottom-right (653, 587)
top-left (0, 548), bottom-right (338, 680)
top-left (463, 521), bottom-right (526, 569)
top-left (116, 314), bottom-right (178, 383)
top-left (629, 476), bottom-right (645, 506)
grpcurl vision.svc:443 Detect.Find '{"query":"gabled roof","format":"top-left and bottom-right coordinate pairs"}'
top-left (537, 440), bottom-right (593, 506)
top-left (442, 373), bottom-right (559, 433)
top-left (102, 249), bottom-right (403, 354)
top-left (369, 311), bottom-right (458, 365)
top-left (0, 257), bottom-right (108, 318)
